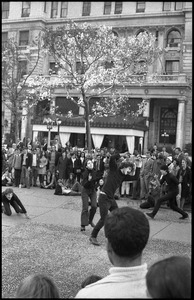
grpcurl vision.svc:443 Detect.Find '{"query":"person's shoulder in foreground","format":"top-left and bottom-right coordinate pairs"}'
top-left (146, 255), bottom-right (191, 299)
top-left (75, 206), bottom-right (150, 298)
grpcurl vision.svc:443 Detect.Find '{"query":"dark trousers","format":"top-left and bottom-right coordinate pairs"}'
top-left (3, 200), bottom-right (25, 216)
top-left (132, 178), bottom-right (140, 198)
top-left (14, 169), bottom-right (21, 187)
top-left (81, 188), bottom-right (97, 226)
top-left (91, 193), bottom-right (118, 238)
top-left (31, 166), bottom-right (38, 185)
top-left (39, 174), bottom-right (44, 184)
top-left (152, 190), bottom-right (188, 217)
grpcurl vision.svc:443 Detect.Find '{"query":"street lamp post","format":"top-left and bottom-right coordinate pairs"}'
top-left (56, 119), bottom-right (62, 138)
top-left (47, 121), bottom-right (53, 148)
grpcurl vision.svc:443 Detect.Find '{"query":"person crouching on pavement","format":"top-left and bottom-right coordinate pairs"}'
top-left (2, 188), bottom-right (30, 218)
top-left (80, 160), bottom-right (102, 232)
top-left (89, 152), bottom-right (141, 246)
top-left (140, 176), bottom-right (161, 209)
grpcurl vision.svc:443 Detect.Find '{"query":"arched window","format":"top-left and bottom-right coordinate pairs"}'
top-left (167, 30), bottom-right (181, 47)
top-left (136, 29), bottom-right (148, 37)
top-left (159, 108), bottom-right (177, 144)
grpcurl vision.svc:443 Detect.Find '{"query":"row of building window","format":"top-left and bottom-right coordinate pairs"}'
top-left (2, 25), bottom-right (182, 76)
top-left (2, 57), bottom-right (181, 79)
top-left (2, 28), bottom-right (182, 48)
top-left (2, 2), bottom-right (184, 19)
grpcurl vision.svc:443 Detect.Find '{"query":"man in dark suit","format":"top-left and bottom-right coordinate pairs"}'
top-left (42, 138), bottom-right (48, 151)
top-left (94, 154), bottom-right (105, 178)
top-left (21, 147), bottom-right (32, 188)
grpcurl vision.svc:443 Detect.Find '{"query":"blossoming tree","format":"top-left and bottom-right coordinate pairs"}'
top-left (28, 21), bottom-right (161, 150)
top-left (2, 36), bottom-right (42, 142)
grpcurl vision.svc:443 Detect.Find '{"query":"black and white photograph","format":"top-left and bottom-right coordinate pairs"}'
top-left (2, 1), bottom-right (191, 298)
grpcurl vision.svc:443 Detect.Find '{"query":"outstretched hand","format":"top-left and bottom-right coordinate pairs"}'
top-left (120, 152), bottom-right (130, 158)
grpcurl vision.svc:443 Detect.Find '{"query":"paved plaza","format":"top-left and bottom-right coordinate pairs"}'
top-left (2, 186), bottom-right (191, 298)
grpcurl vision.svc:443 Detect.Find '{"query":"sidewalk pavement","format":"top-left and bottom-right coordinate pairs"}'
top-left (2, 186), bottom-right (191, 244)
top-left (2, 186), bottom-right (191, 298)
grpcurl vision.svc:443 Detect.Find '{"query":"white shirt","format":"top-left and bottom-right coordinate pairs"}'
top-left (75, 263), bottom-right (148, 298)
top-left (32, 154), bottom-right (37, 167)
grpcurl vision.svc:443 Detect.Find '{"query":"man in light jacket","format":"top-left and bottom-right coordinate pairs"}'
top-left (75, 206), bottom-right (150, 298)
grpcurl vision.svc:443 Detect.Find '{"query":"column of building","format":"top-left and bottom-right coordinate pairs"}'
top-left (142, 98), bottom-right (150, 154)
top-left (176, 97), bottom-right (186, 150)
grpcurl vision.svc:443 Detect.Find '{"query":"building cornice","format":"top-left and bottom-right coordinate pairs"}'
top-left (2, 11), bottom-right (185, 27)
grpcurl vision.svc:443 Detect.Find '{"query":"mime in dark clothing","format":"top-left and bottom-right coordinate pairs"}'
top-left (2, 188), bottom-right (30, 218)
top-left (89, 152), bottom-right (141, 246)
top-left (146, 164), bottom-right (189, 220)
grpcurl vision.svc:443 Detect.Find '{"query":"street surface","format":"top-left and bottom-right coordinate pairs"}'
top-left (2, 186), bottom-right (191, 298)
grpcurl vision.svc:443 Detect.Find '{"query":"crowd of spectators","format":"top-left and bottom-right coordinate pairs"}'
top-left (2, 137), bottom-right (192, 209)
top-left (2, 138), bottom-right (191, 298)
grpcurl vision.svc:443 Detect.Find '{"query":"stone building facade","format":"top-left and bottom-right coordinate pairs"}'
top-left (2, 2), bottom-right (192, 153)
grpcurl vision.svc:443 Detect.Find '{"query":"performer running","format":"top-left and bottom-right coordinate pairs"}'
top-left (146, 164), bottom-right (189, 220)
top-left (89, 152), bottom-right (141, 245)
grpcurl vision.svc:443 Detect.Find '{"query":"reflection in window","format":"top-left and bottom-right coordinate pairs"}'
top-left (61, 2), bottom-right (68, 17)
top-left (165, 60), bottom-right (180, 75)
top-left (82, 2), bottom-right (91, 16)
top-left (2, 32), bottom-right (8, 49)
top-left (21, 2), bottom-right (31, 17)
top-left (115, 2), bottom-right (122, 14)
top-left (175, 2), bottom-right (183, 10)
top-left (51, 2), bottom-right (58, 18)
top-left (2, 2), bottom-right (9, 19)
top-left (160, 108), bottom-right (177, 144)
top-left (19, 31), bottom-right (29, 46)
top-left (167, 30), bottom-right (181, 47)
top-left (136, 2), bottom-right (145, 13)
top-left (163, 2), bottom-right (171, 11)
top-left (104, 2), bottom-right (111, 14)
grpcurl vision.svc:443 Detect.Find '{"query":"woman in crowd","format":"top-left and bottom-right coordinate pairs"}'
top-left (176, 159), bottom-right (191, 209)
top-left (56, 150), bottom-right (69, 184)
top-left (38, 151), bottom-right (48, 188)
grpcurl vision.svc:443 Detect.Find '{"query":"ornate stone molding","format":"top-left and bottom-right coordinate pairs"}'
top-left (177, 96), bottom-right (186, 102)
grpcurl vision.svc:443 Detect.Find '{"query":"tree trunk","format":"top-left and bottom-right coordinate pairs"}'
top-left (84, 98), bottom-right (92, 151)
top-left (14, 115), bottom-right (20, 143)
